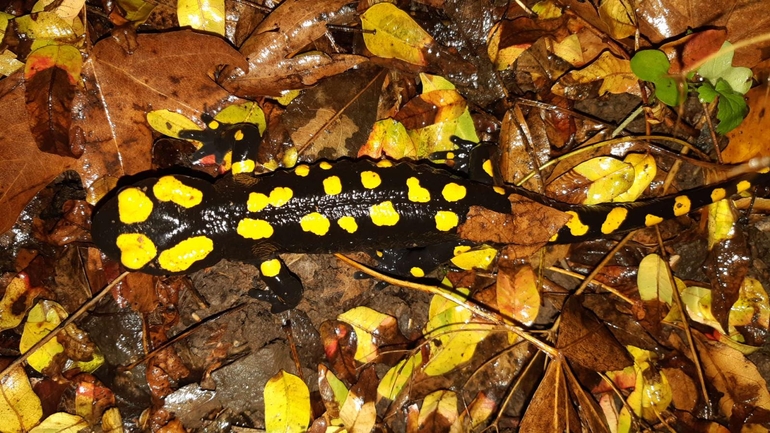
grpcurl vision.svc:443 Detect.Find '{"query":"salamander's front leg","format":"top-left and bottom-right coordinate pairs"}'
top-left (248, 257), bottom-right (304, 313)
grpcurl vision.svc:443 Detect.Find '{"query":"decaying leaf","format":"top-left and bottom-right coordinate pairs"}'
top-left (552, 51), bottom-right (640, 99)
top-left (264, 370), bottom-right (310, 433)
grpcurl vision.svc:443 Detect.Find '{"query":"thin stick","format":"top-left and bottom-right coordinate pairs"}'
top-left (0, 271), bottom-right (130, 379)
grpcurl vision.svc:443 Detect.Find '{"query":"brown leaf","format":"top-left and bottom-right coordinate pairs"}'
top-left (319, 320), bottom-right (358, 384)
top-left (25, 66), bottom-right (79, 158)
top-left (519, 358), bottom-right (580, 433)
top-left (564, 366), bottom-right (611, 433)
top-left (0, 73), bottom-right (75, 234)
top-left (220, 0), bottom-right (366, 97)
top-left (457, 196), bottom-right (569, 246)
top-left (635, 0), bottom-right (770, 67)
top-left (87, 30), bottom-right (247, 176)
top-left (393, 89), bottom-right (467, 130)
top-left (557, 296), bottom-right (633, 372)
top-left (705, 231), bottom-right (750, 332)
top-left (723, 83), bottom-right (770, 163)
top-left (659, 29), bottom-right (727, 74)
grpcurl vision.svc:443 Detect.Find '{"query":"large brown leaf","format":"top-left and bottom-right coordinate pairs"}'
top-left (0, 31), bottom-right (247, 234)
top-left (220, 0), bottom-right (366, 97)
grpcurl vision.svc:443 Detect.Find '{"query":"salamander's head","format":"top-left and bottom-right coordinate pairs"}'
top-left (92, 174), bottom-right (221, 275)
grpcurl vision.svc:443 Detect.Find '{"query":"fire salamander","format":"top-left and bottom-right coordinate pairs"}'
top-left (91, 122), bottom-right (770, 312)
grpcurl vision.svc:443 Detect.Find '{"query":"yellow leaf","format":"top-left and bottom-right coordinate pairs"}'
top-left (378, 353), bottom-right (422, 400)
top-left (20, 300), bottom-right (68, 373)
top-left (625, 346), bottom-right (672, 421)
top-left (729, 278), bottom-right (770, 333)
top-left (30, 412), bottom-right (88, 433)
top-left (598, 0), bottom-right (636, 39)
top-left (264, 371), bottom-right (310, 433)
top-left (0, 49), bottom-right (24, 77)
top-left (0, 367), bottom-right (43, 433)
top-left (177, 0), bottom-right (225, 36)
top-left (418, 390), bottom-right (458, 426)
top-left (678, 285), bottom-right (724, 333)
top-left (637, 254), bottom-right (673, 305)
top-left (146, 110), bottom-right (202, 139)
top-left (612, 153), bottom-right (656, 202)
top-left (550, 34), bottom-right (583, 66)
top-left (32, 0), bottom-right (84, 23)
top-left (553, 51), bottom-right (639, 98)
top-left (25, 44), bottom-right (82, 80)
top-left (13, 12), bottom-right (76, 41)
top-left (0, 274), bottom-right (43, 332)
top-left (423, 287), bottom-right (492, 376)
top-left (339, 385), bottom-right (376, 433)
top-left (215, 102), bottom-right (266, 133)
top-left (532, 0), bottom-right (562, 18)
top-left (708, 199), bottom-right (737, 249)
top-left (359, 119), bottom-right (416, 159)
top-left (450, 246), bottom-right (497, 270)
top-left (361, 3), bottom-right (434, 66)
top-left (573, 156), bottom-right (634, 204)
top-left (338, 307), bottom-right (397, 363)
top-left (420, 73), bottom-right (456, 92)
top-left (102, 408), bottom-right (123, 433)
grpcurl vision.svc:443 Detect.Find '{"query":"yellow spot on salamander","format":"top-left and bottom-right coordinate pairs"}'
top-left (549, 232), bottom-right (559, 242)
top-left (370, 201), bottom-right (400, 226)
top-left (711, 188), bottom-right (727, 202)
top-left (601, 207), bottom-right (628, 234)
top-left (453, 245), bottom-right (471, 256)
top-left (247, 188), bottom-right (294, 212)
top-left (406, 177), bottom-right (431, 203)
top-left (737, 180), bottom-right (751, 193)
top-left (153, 176), bottom-right (203, 208)
top-left (482, 159), bottom-right (494, 178)
top-left (247, 192), bottom-right (269, 212)
top-left (232, 159), bottom-right (255, 174)
top-left (442, 183), bottom-right (466, 202)
top-left (446, 152), bottom-right (454, 160)
top-left (234, 129), bottom-right (244, 141)
top-left (319, 161), bottom-right (332, 170)
top-left (208, 120), bottom-right (220, 129)
top-left (673, 195), bottom-right (691, 216)
top-left (269, 187), bottom-right (293, 207)
top-left (116, 233), bottom-right (157, 269)
top-left (360, 171), bottom-right (381, 189)
top-left (323, 176), bottom-right (342, 195)
top-left (645, 214), bottom-right (663, 226)
top-left (410, 267), bottom-right (425, 278)
top-left (565, 211), bottom-right (589, 236)
top-left (260, 259), bottom-right (281, 277)
top-left (118, 188), bottom-right (153, 224)
top-left (435, 211), bottom-right (459, 231)
top-left (337, 216), bottom-right (358, 233)
top-left (376, 250), bottom-right (384, 257)
top-left (295, 164), bottom-right (310, 177)
top-left (158, 236), bottom-right (213, 272)
top-left (376, 160), bottom-right (393, 168)
top-left (493, 186), bottom-right (506, 195)
top-left (300, 212), bottom-right (331, 236)
top-left (237, 218), bottom-right (274, 239)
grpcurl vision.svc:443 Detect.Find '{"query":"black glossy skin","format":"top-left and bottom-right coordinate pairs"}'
top-left (91, 159), bottom-right (514, 276)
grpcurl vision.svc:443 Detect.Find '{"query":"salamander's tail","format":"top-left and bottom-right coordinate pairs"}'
top-left (546, 168), bottom-right (770, 244)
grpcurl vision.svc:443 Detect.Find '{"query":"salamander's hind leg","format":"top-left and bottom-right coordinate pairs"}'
top-left (248, 257), bottom-right (304, 313)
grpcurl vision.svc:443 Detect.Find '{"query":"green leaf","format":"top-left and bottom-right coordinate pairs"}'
top-left (714, 79), bottom-right (748, 134)
top-left (698, 41), bottom-right (752, 95)
top-left (630, 50), bottom-right (670, 82)
top-left (697, 82), bottom-right (718, 103)
top-left (655, 77), bottom-right (680, 106)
